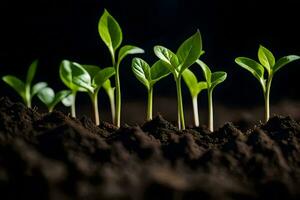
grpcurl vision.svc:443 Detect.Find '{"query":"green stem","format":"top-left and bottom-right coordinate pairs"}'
top-left (175, 76), bottom-right (185, 130)
top-left (147, 87), bottom-right (153, 121)
top-left (208, 89), bottom-right (213, 132)
top-left (90, 91), bottom-right (100, 126)
top-left (71, 91), bottom-right (77, 118)
top-left (192, 96), bottom-right (199, 127)
top-left (115, 63), bottom-right (121, 127)
top-left (108, 88), bottom-right (115, 124)
top-left (49, 107), bottom-right (54, 113)
top-left (264, 76), bottom-right (273, 123)
top-left (25, 85), bottom-right (31, 108)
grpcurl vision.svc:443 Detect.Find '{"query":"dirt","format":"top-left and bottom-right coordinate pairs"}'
top-left (1, 96), bottom-right (300, 200)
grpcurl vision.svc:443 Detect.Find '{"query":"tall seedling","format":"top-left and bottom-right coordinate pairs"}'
top-left (235, 45), bottom-right (300, 122)
top-left (98, 9), bottom-right (144, 127)
top-left (154, 30), bottom-right (202, 130)
top-left (132, 58), bottom-right (170, 120)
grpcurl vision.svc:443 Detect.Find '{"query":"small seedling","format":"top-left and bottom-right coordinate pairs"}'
top-left (59, 60), bottom-right (91, 117)
top-left (132, 58), bottom-right (170, 120)
top-left (182, 68), bottom-right (207, 127)
top-left (235, 45), bottom-right (300, 122)
top-left (154, 30), bottom-right (202, 130)
top-left (2, 60), bottom-right (47, 108)
top-left (196, 60), bottom-right (227, 132)
top-left (98, 9), bottom-right (144, 127)
top-left (37, 87), bottom-right (71, 112)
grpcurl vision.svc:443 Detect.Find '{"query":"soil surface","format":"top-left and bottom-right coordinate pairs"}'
top-left (1, 97), bottom-right (300, 200)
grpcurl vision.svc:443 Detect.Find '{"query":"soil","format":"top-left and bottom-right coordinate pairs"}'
top-left (1, 96), bottom-right (300, 200)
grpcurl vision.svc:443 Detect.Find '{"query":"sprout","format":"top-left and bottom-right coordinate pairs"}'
top-left (235, 45), bottom-right (300, 122)
top-left (98, 9), bottom-right (144, 127)
top-left (2, 60), bottom-right (47, 108)
top-left (37, 87), bottom-right (71, 112)
top-left (154, 30), bottom-right (203, 130)
top-left (182, 68), bottom-right (207, 127)
top-left (196, 60), bottom-right (227, 132)
top-left (132, 58), bottom-right (170, 120)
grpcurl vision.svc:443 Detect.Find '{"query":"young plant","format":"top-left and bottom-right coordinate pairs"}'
top-left (235, 45), bottom-right (300, 123)
top-left (98, 9), bottom-right (144, 127)
top-left (2, 60), bottom-right (47, 108)
top-left (154, 30), bottom-right (202, 130)
top-left (37, 87), bottom-right (71, 112)
top-left (131, 58), bottom-right (170, 120)
top-left (196, 60), bottom-right (227, 132)
top-left (182, 68), bottom-right (207, 127)
top-left (59, 60), bottom-right (91, 118)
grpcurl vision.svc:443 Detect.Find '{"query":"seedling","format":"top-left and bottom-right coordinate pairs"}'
top-left (98, 9), bottom-right (144, 127)
top-left (196, 60), bottom-right (227, 132)
top-left (154, 30), bottom-right (202, 130)
top-left (37, 87), bottom-right (71, 112)
top-left (2, 60), bottom-right (47, 108)
top-left (235, 45), bottom-right (300, 122)
top-left (132, 58), bottom-right (170, 120)
top-left (78, 64), bottom-right (115, 125)
top-left (182, 68), bottom-right (207, 127)
top-left (59, 60), bottom-right (91, 118)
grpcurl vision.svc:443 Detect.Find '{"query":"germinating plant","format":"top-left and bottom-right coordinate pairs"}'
top-left (196, 60), bottom-right (227, 132)
top-left (2, 60), bottom-right (47, 108)
top-left (154, 30), bottom-right (202, 130)
top-left (182, 68), bottom-right (207, 127)
top-left (37, 87), bottom-right (71, 112)
top-left (132, 58), bottom-right (170, 120)
top-left (98, 9), bottom-right (144, 127)
top-left (235, 45), bottom-right (300, 122)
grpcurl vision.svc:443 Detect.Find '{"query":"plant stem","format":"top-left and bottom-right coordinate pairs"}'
top-left (192, 96), bottom-right (199, 127)
top-left (147, 87), bottom-right (153, 121)
top-left (71, 91), bottom-right (77, 118)
top-left (175, 76), bottom-right (185, 130)
top-left (208, 89), bottom-right (213, 132)
top-left (115, 63), bottom-right (121, 127)
top-left (49, 107), bottom-right (54, 113)
top-left (108, 88), bottom-right (115, 124)
top-left (264, 76), bottom-right (273, 123)
top-left (90, 91), bottom-right (100, 126)
top-left (25, 85), bottom-right (31, 108)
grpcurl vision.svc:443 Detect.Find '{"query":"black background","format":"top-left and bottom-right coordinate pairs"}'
top-left (1, 0), bottom-right (300, 109)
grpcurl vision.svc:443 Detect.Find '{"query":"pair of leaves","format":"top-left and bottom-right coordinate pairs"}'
top-left (131, 58), bottom-right (170, 90)
top-left (196, 60), bottom-right (227, 90)
top-left (154, 30), bottom-right (202, 77)
top-left (37, 87), bottom-right (71, 110)
top-left (2, 60), bottom-right (47, 103)
top-left (182, 69), bottom-right (207, 98)
top-left (235, 45), bottom-right (300, 91)
top-left (98, 9), bottom-right (144, 64)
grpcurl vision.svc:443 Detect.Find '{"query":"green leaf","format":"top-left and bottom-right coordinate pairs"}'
top-left (258, 45), bottom-right (275, 73)
top-left (98, 9), bottom-right (123, 54)
top-left (235, 57), bottom-right (264, 81)
top-left (93, 67), bottom-right (115, 88)
top-left (176, 30), bottom-right (202, 73)
top-left (273, 55), bottom-right (300, 73)
top-left (182, 68), bottom-right (207, 97)
top-left (82, 65), bottom-right (101, 78)
top-left (37, 87), bottom-right (55, 106)
top-left (131, 58), bottom-right (151, 89)
top-left (26, 59), bottom-right (38, 86)
top-left (118, 45), bottom-right (144, 64)
top-left (210, 71), bottom-right (227, 90)
top-left (60, 60), bottom-right (91, 92)
top-left (154, 45), bottom-right (179, 74)
top-left (2, 75), bottom-right (25, 99)
top-left (196, 60), bottom-right (211, 83)
top-left (31, 82), bottom-right (48, 96)
top-left (51, 90), bottom-right (72, 109)
top-left (150, 60), bottom-right (170, 84)
top-left (62, 93), bottom-right (74, 107)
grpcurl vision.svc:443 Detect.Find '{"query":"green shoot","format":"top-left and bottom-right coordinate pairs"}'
top-left (37, 87), bottom-right (71, 112)
top-left (235, 45), bottom-right (300, 122)
top-left (132, 58), bottom-right (170, 120)
top-left (98, 9), bottom-right (144, 127)
top-left (182, 68), bottom-right (207, 127)
top-left (196, 60), bottom-right (227, 132)
top-left (2, 60), bottom-right (47, 108)
top-left (154, 30), bottom-right (203, 130)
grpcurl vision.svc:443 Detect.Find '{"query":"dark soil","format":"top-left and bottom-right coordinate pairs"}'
top-left (1, 97), bottom-right (300, 200)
